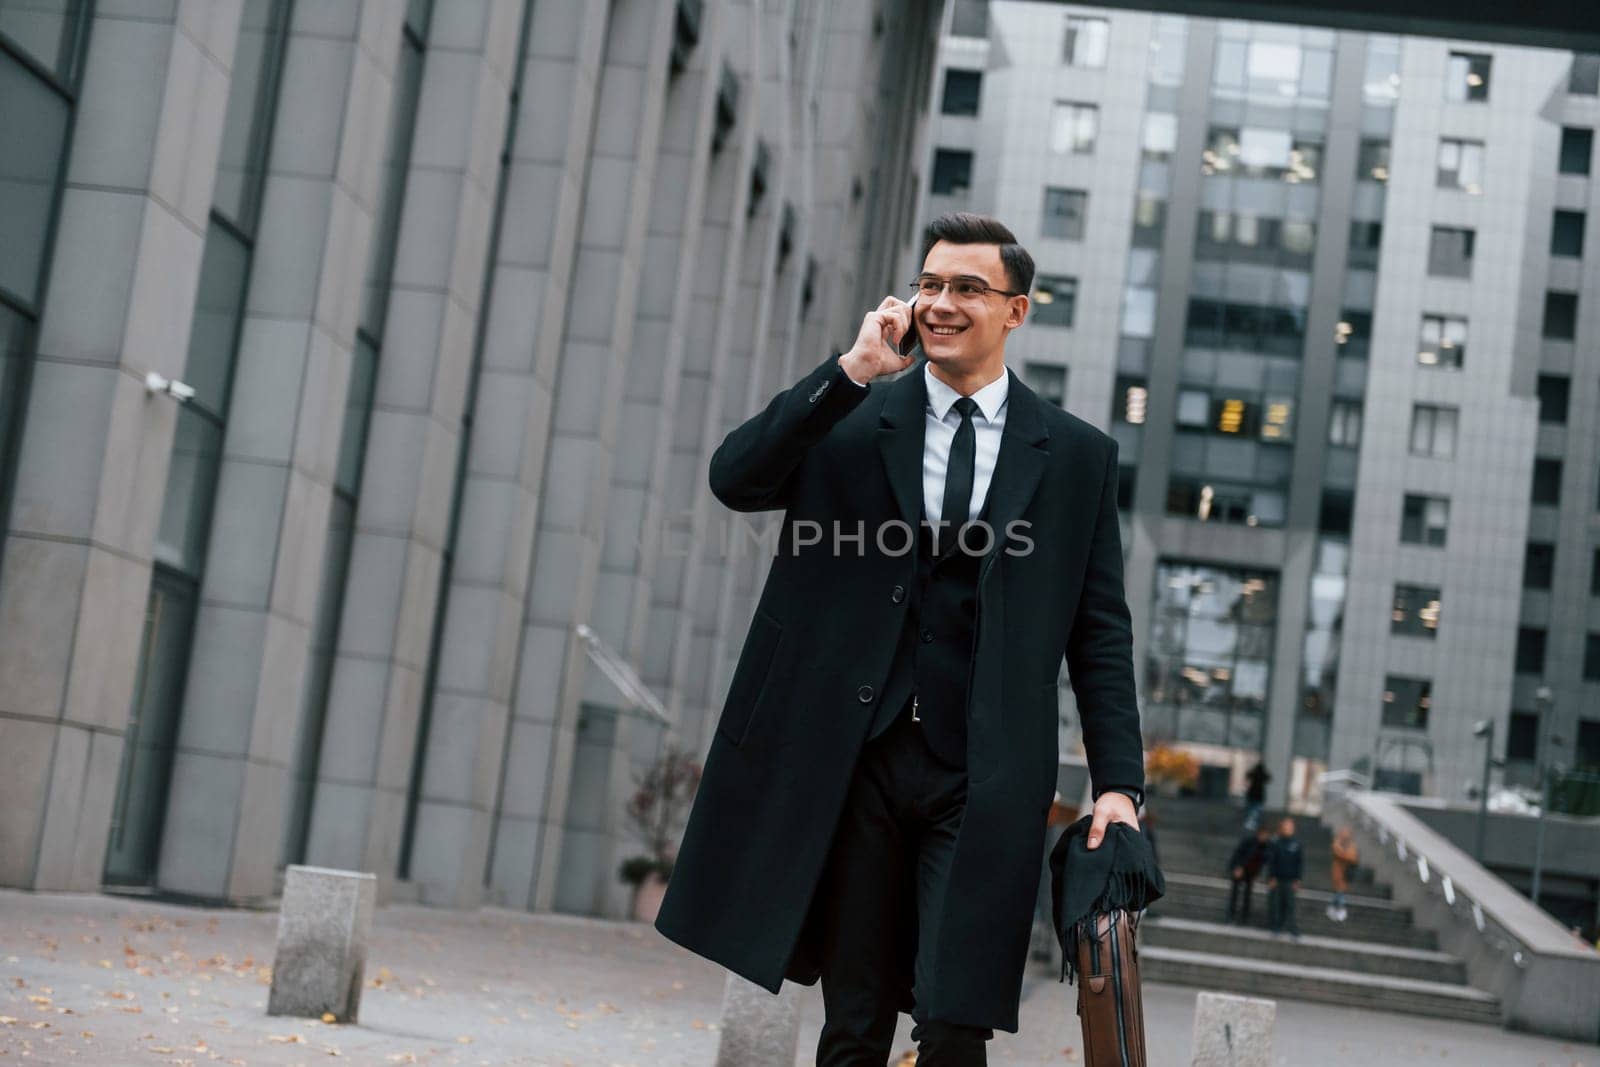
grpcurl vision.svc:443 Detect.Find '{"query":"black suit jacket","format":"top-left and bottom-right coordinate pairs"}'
top-left (656, 353), bottom-right (1144, 1031)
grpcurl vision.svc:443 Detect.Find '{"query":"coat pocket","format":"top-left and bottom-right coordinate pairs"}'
top-left (717, 610), bottom-right (784, 748)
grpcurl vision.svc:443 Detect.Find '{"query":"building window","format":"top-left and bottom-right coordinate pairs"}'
top-left (1436, 138), bottom-right (1485, 193)
top-left (1585, 633), bottom-right (1600, 680)
top-left (1203, 126), bottom-right (1322, 182)
top-left (1122, 285), bottom-right (1156, 337)
top-left (1507, 711), bottom-right (1540, 761)
top-left (1428, 226), bottom-right (1475, 278)
top-left (950, 0), bottom-right (988, 38)
top-left (1023, 361), bottom-right (1067, 406)
top-left (1444, 51), bottom-right (1491, 102)
top-left (941, 69), bottom-right (981, 116)
top-left (1409, 404), bottom-right (1457, 459)
top-left (1381, 675), bottom-right (1431, 729)
top-left (1559, 126), bottom-right (1594, 176)
top-left (1051, 101), bottom-right (1098, 154)
top-left (1328, 400), bottom-right (1362, 447)
top-left (1183, 296), bottom-right (1307, 357)
top-left (1525, 542), bottom-right (1555, 589)
top-left (1544, 291), bottom-right (1578, 340)
top-left (1573, 54), bottom-right (1600, 95)
top-left (1347, 221), bottom-right (1383, 269)
top-left (1577, 719), bottom-right (1600, 769)
top-left (1357, 138), bottom-right (1390, 183)
top-left (1145, 562), bottom-right (1279, 748)
top-left (1401, 494), bottom-right (1448, 546)
top-left (1320, 489), bottom-right (1353, 535)
top-left (1537, 374), bottom-right (1570, 424)
top-left (930, 148), bottom-right (973, 195)
top-left (1516, 627), bottom-right (1547, 675)
top-left (1391, 584), bottom-right (1441, 638)
top-left (1143, 113), bottom-right (1177, 161)
top-left (1064, 15), bottom-right (1109, 67)
top-left (1552, 210), bottom-right (1586, 258)
top-left (1417, 314), bottom-right (1466, 368)
top-left (1042, 187), bottom-right (1088, 240)
top-left (1117, 465), bottom-right (1137, 511)
top-left (1533, 458), bottom-right (1562, 505)
top-left (1031, 275), bottom-right (1078, 326)
top-left (1114, 376), bottom-right (1148, 425)
top-left (1337, 310), bottom-right (1372, 357)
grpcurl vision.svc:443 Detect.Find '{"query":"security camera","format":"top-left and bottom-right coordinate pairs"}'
top-left (144, 371), bottom-right (196, 403)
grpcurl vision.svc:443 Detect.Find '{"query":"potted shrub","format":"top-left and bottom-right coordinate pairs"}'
top-left (1145, 743), bottom-right (1200, 798)
top-left (618, 746), bottom-right (701, 922)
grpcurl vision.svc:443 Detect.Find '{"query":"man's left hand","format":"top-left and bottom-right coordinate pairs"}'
top-left (1086, 791), bottom-right (1140, 850)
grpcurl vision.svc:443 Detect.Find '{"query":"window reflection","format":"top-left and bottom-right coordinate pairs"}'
top-left (1146, 562), bottom-right (1278, 748)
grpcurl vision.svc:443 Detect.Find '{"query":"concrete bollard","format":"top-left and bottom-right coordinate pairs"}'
top-left (1190, 991), bottom-right (1274, 1067)
top-left (715, 973), bottom-right (802, 1067)
top-left (267, 865), bottom-right (377, 1023)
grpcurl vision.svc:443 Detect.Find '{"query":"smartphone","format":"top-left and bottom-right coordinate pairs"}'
top-left (897, 296), bottom-right (920, 357)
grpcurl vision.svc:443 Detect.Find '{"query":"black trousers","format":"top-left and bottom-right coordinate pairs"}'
top-left (814, 703), bottom-right (993, 1066)
top-left (1268, 882), bottom-right (1299, 934)
top-left (1226, 874), bottom-right (1256, 922)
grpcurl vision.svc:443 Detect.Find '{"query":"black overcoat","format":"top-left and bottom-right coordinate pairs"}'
top-left (654, 352), bottom-right (1144, 1033)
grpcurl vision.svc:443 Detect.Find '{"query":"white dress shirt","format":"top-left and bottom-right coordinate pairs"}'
top-left (838, 358), bottom-right (1008, 524)
top-left (921, 363), bottom-right (1008, 524)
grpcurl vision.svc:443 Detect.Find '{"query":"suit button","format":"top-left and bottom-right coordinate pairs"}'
top-left (857, 685), bottom-right (874, 703)
top-left (921, 629), bottom-right (934, 644)
top-left (891, 585), bottom-right (905, 603)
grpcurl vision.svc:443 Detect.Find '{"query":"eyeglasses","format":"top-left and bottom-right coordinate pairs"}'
top-left (909, 274), bottom-right (1023, 302)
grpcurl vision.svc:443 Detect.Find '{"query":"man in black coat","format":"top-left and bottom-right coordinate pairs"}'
top-left (655, 213), bottom-right (1145, 1064)
top-left (1225, 825), bottom-right (1272, 924)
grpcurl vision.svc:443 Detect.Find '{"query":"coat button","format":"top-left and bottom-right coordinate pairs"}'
top-left (921, 629), bottom-right (934, 643)
top-left (857, 685), bottom-right (874, 703)
top-left (890, 585), bottom-right (905, 603)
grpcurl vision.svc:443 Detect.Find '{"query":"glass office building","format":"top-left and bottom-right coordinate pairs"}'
top-left (922, 2), bottom-right (1600, 808)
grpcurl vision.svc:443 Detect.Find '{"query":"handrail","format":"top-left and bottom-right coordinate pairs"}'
top-left (1333, 794), bottom-right (1533, 969)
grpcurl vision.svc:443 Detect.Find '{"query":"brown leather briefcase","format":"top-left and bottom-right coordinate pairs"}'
top-left (1072, 908), bottom-right (1146, 1067)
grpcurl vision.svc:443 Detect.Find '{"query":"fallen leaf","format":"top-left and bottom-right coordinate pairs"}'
top-left (268, 1033), bottom-right (305, 1044)
top-left (456, 1035), bottom-right (474, 1044)
top-left (320, 1013), bottom-right (336, 1024)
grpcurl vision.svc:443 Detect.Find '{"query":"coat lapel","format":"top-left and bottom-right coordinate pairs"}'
top-left (875, 361), bottom-right (929, 529)
top-left (978, 368), bottom-right (1049, 584)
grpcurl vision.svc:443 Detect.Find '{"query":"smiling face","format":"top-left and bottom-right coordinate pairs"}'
top-left (915, 240), bottom-right (1028, 377)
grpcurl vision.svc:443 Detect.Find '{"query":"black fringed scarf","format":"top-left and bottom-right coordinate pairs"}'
top-left (1047, 815), bottom-right (1166, 984)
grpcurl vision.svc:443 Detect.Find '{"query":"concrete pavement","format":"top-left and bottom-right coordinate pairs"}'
top-left (0, 890), bottom-right (1595, 1065)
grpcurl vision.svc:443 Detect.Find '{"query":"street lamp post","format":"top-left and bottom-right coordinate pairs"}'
top-left (1530, 686), bottom-right (1553, 908)
top-left (1472, 718), bottom-right (1494, 863)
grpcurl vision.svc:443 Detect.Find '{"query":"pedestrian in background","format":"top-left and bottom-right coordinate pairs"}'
top-left (1243, 761), bottom-right (1270, 831)
top-left (1266, 817), bottom-right (1303, 939)
top-left (1328, 826), bottom-right (1358, 923)
top-left (1226, 825), bottom-right (1271, 925)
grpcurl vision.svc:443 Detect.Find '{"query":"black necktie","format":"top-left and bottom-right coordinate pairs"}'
top-left (940, 397), bottom-right (979, 554)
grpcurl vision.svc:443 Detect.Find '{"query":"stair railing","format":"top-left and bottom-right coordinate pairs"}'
top-left (1328, 790), bottom-right (1600, 1042)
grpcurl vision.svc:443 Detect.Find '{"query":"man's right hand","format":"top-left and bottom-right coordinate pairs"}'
top-left (1233, 867), bottom-right (1244, 880)
top-left (839, 296), bottom-right (917, 384)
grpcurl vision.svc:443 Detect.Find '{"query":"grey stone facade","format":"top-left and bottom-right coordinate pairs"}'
top-left (0, 0), bottom-right (940, 914)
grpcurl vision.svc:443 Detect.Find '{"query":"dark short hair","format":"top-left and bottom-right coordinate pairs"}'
top-left (919, 212), bottom-right (1035, 296)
